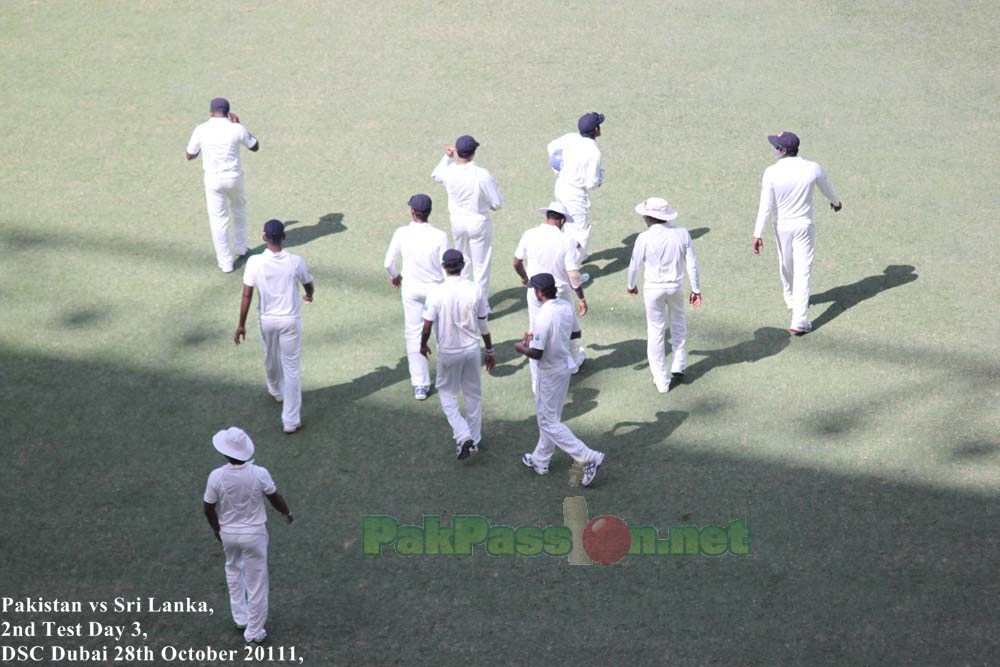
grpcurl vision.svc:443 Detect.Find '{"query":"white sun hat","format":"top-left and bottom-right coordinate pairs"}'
top-left (538, 201), bottom-right (572, 218)
top-left (634, 197), bottom-right (678, 221)
top-left (212, 427), bottom-right (255, 461)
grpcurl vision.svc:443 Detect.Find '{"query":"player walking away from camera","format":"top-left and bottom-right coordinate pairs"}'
top-left (431, 135), bottom-right (504, 304)
top-left (752, 132), bottom-right (842, 335)
top-left (203, 427), bottom-right (293, 645)
top-left (516, 273), bottom-right (605, 487)
top-left (513, 201), bottom-right (589, 393)
top-left (420, 250), bottom-right (496, 460)
top-left (547, 112), bottom-right (605, 275)
top-left (627, 198), bottom-right (702, 393)
top-left (235, 220), bottom-right (314, 433)
top-left (384, 194), bottom-right (450, 401)
top-left (186, 98), bottom-right (260, 273)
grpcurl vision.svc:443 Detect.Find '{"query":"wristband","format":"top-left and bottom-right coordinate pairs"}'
top-left (484, 348), bottom-right (495, 355)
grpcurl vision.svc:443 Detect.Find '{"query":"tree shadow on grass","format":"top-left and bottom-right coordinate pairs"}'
top-left (810, 264), bottom-right (918, 332)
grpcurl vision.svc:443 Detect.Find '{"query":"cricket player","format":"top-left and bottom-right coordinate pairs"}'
top-left (752, 131), bottom-right (843, 334)
top-left (513, 201), bottom-right (588, 392)
top-left (235, 220), bottom-right (314, 434)
top-left (627, 197), bottom-right (703, 393)
top-left (186, 98), bottom-right (260, 273)
top-left (384, 194), bottom-right (450, 400)
top-left (203, 426), bottom-right (293, 645)
top-left (419, 249), bottom-right (496, 460)
top-left (546, 112), bottom-right (605, 269)
top-left (431, 135), bottom-right (504, 304)
top-left (516, 273), bottom-right (605, 487)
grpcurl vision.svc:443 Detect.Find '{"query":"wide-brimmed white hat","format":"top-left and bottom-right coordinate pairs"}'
top-left (635, 197), bottom-right (678, 221)
top-left (212, 427), bottom-right (255, 461)
top-left (538, 201), bottom-right (571, 219)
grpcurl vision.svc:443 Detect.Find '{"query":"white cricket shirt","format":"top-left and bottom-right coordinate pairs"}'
top-left (530, 298), bottom-right (579, 372)
top-left (514, 224), bottom-right (580, 291)
top-left (431, 156), bottom-right (504, 221)
top-left (383, 221), bottom-right (450, 285)
top-left (423, 275), bottom-right (489, 353)
top-left (243, 249), bottom-right (313, 319)
top-left (203, 462), bottom-right (277, 535)
top-left (547, 132), bottom-right (604, 192)
top-left (627, 224), bottom-right (701, 292)
top-left (753, 156), bottom-right (840, 237)
top-left (186, 117), bottom-right (258, 176)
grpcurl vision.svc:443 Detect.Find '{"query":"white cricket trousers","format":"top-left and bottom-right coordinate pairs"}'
top-left (259, 317), bottom-right (303, 429)
top-left (554, 182), bottom-right (592, 262)
top-left (774, 223), bottom-right (815, 330)
top-left (450, 216), bottom-right (493, 304)
top-left (402, 283), bottom-right (435, 387)
top-left (644, 284), bottom-right (688, 385)
top-left (526, 288), bottom-right (584, 393)
top-left (435, 346), bottom-right (483, 445)
top-left (204, 172), bottom-right (249, 271)
top-left (530, 367), bottom-right (599, 467)
top-left (221, 531), bottom-right (268, 643)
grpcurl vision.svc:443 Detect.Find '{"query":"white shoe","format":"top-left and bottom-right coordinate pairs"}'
top-left (581, 452), bottom-right (605, 487)
top-left (572, 347), bottom-right (586, 375)
top-left (414, 385), bottom-right (430, 401)
top-left (521, 453), bottom-right (549, 476)
top-left (283, 423), bottom-right (301, 434)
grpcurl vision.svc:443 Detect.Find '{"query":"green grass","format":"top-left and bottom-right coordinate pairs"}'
top-left (1, 1), bottom-right (998, 665)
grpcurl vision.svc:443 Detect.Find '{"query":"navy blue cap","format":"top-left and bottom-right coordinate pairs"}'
top-left (442, 249), bottom-right (465, 267)
top-left (578, 112), bottom-right (605, 134)
top-left (210, 97), bottom-right (230, 115)
top-left (768, 132), bottom-right (800, 150)
top-left (408, 193), bottom-right (432, 214)
top-left (455, 135), bottom-right (479, 154)
top-left (263, 219), bottom-right (285, 240)
top-left (528, 273), bottom-right (556, 291)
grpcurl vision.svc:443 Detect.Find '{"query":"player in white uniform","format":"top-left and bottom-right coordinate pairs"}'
top-left (203, 427), bottom-right (293, 645)
top-left (186, 98), bottom-right (260, 273)
top-left (627, 198), bottom-right (703, 393)
top-left (431, 135), bottom-right (504, 304)
top-left (513, 201), bottom-right (588, 392)
top-left (235, 220), bottom-right (314, 433)
top-left (752, 132), bottom-right (842, 334)
top-left (546, 112), bottom-right (605, 269)
top-left (384, 194), bottom-right (450, 400)
top-left (420, 250), bottom-right (496, 460)
top-left (516, 273), bottom-right (605, 487)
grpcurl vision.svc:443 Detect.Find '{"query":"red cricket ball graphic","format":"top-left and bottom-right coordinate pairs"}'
top-left (582, 514), bottom-right (631, 565)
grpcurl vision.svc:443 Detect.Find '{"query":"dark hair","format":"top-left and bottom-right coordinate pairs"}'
top-left (457, 149), bottom-right (476, 159)
top-left (413, 209), bottom-right (430, 221)
top-left (444, 263), bottom-right (464, 275)
top-left (539, 286), bottom-right (557, 299)
top-left (225, 456), bottom-right (246, 465)
top-left (547, 211), bottom-right (566, 223)
top-left (784, 148), bottom-right (799, 157)
top-left (580, 130), bottom-right (597, 139)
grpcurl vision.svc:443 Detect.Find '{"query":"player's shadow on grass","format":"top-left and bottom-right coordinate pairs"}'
top-left (487, 285), bottom-right (528, 322)
top-left (489, 339), bottom-right (529, 378)
top-left (581, 339), bottom-right (649, 374)
top-left (305, 355), bottom-right (409, 410)
top-left (809, 264), bottom-right (917, 332)
top-left (682, 327), bottom-right (791, 386)
top-left (581, 227), bottom-right (709, 280)
top-left (607, 410), bottom-right (689, 449)
top-left (244, 213), bottom-right (347, 260)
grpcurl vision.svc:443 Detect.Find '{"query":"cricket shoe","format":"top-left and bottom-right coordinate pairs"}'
top-left (581, 452), bottom-right (605, 487)
top-left (245, 633), bottom-right (268, 645)
top-left (521, 453), bottom-right (549, 476)
top-left (669, 372), bottom-right (685, 391)
top-left (283, 423), bottom-right (301, 434)
top-left (456, 440), bottom-right (475, 461)
top-left (788, 322), bottom-right (813, 336)
top-left (414, 385), bottom-right (430, 401)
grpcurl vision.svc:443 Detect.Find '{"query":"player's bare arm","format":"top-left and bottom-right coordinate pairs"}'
top-left (234, 284), bottom-right (254, 344)
top-left (303, 282), bottom-right (315, 304)
top-left (513, 258), bottom-right (529, 286)
top-left (202, 502), bottom-right (221, 542)
top-left (752, 237), bottom-right (764, 255)
top-left (266, 492), bottom-right (294, 525)
top-left (419, 319), bottom-right (434, 358)
top-left (482, 331), bottom-right (496, 372)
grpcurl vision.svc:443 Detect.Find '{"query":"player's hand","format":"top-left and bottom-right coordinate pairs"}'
top-left (626, 286), bottom-right (638, 296)
top-left (752, 237), bottom-right (763, 256)
top-left (283, 513), bottom-right (294, 525)
top-left (234, 326), bottom-right (246, 345)
top-left (445, 145), bottom-right (455, 158)
top-left (303, 294), bottom-right (313, 304)
top-left (577, 299), bottom-right (588, 317)
top-left (390, 275), bottom-right (402, 288)
top-left (213, 530), bottom-right (222, 543)
top-left (690, 292), bottom-right (703, 307)
top-left (484, 351), bottom-right (496, 372)
top-left (420, 344), bottom-right (431, 358)
top-left (520, 276), bottom-right (529, 286)
top-left (228, 112), bottom-right (240, 124)
top-left (831, 201), bottom-right (843, 212)
top-left (521, 331), bottom-right (534, 345)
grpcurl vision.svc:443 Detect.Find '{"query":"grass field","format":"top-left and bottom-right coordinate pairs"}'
top-left (2, 1), bottom-right (999, 665)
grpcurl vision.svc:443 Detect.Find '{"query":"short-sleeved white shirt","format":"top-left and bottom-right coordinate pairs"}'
top-left (423, 275), bottom-right (489, 352)
top-left (186, 117), bottom-right (257, 176)
top-left (530, 298), bottom-right (578, 373)
top-left (383, 221), bottom-right (450, 286)
top-left (203, 462), bottom-right (277, 535)
top-left (547, 132), bottom-right (603, 191)
top-left (514, 224), bottom-right (580, 291)
top-left (242, 249), bottom-right (313, 319)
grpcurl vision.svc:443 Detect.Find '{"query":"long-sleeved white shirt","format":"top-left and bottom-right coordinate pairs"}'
top-left (186, 117), bottom-right (257, 176)
top-left (547, 132), bottom-right (604, 191)
top-left (383, 221), bottom-right (450, 285)
top-left (430, 155), bottom-right (503, 222)
top-left (753, 156), bottom-right (840, 237)
top-left (627, 223), bottom-right (701, 292)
